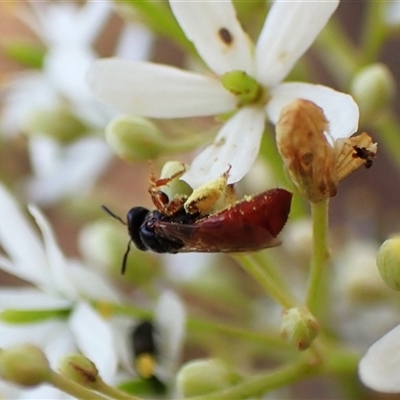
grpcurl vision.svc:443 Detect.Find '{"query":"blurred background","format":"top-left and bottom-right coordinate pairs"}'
top-left (1, 1), bottom-right (400, 399)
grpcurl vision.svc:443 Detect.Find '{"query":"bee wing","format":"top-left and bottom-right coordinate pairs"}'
top-left (153, 218), bottom-right (280, 253)
top-left (152, 220), bottom-right (223, 252)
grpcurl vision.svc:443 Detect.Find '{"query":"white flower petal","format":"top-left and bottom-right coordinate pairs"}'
top-left (182, 107), bottom-right (265, 188)
top-left (67, 262), bottom-right (121, 303)
top-left (115, 24), bottom-right (153, 61)
top-left (45, 47), bottom-right (96, 104)
top-left (28, 206), bottom-right (79, 299)
top-left (0, 184), bottom-right (48, 286)
top-left (75, 0), bottom-right (111, 45)
top-left (255, 0), bottom-right (339, 86)
top-left (0, 288), bottom-right (71, 310)
top-left (266, 82), bottom-right (359, 139)
top-left (0, 73), bottom-right (59, 137)
top-left (69, 303), bottom-right (118, 381)
top-left (155, 292), bottom-right (186, 381)
top-left (169, 1), bottom-right (254, 76)
top-left (0, 319), bottom-right (68, 349)
top-left (26, 137), bottom-right (112, 205)
top-left (28, 136), bottom-right (60, 178)
top-left (109, 316), bottom-right (136, 374)
top-left (359, 324), bottom-right (400, 393)
top-left (88, 60), bottom-right (236, 118)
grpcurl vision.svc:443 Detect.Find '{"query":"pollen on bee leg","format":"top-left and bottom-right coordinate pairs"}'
top-left (276, 99), bottom-right (338, 203)
top-left (184, 165), bottom-right (235, 214)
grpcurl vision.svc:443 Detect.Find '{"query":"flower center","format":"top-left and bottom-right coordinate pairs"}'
top-left (221, 70), bottom-right (266, 107)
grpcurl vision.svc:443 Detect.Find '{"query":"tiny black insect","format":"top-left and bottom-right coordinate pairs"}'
top-left (352, 146), bottom-right (376, 169)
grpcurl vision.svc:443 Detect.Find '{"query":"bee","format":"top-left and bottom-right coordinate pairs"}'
top-left (102, 188), bottom-right (292, 274)
top-left (131, 321), bottom-right (158, 379)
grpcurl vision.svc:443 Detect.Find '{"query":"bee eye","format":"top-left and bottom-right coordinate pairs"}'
top-left (127, 207), bottom-right (150, 251)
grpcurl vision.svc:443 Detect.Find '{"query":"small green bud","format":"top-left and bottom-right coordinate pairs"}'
top-left (350, 64), bottom-right (396, 120)
top-left (280, 307), bottom-right (319, 351)
top-left (176, 358), bottom-right (241, 398)
top-left (58, 354), bottom-right (99, 389)
top-left (157, 161), bottom-right (192, 198)
top-left (79, 220), bottom-right (159, 284)
top-left (0, 345), bottom-right (51, 387)
top-left (376, 236), bottom-right (400, 291)
top-left (106, 116), bottom-right (165, 161)
top-left (24, 108), bottom-right (89, 143)
top-left (221, 70), bottom-right (263, 106)
top-left (2, 40), bottom-right (45, 69)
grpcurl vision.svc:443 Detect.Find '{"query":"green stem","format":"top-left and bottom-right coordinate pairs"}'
top-left (260, 132), bottom-right (305, 219)
top-left (97, 378), bottom-right (141, 400)
top-left (162, 133), bottom-right (215, 154)
top-left (372, 110), bottom-right (400, 173)
top-left (93, 301), bottom-right (291, 350)
top-left (234, 254), bottom-right (296, 309)
top-left (187, 318), bottom-right (288, 351)
top-left (305, 200), bottom-right (329, 316)
top-left (360, 1), bottom-right (388, 65)
top-left (120, 0), bottom-right (195, 55)
top-left (50, 372), bottom-right (108, 400)
top-left (315, 19), bottom-right (359, 88)
top-left (186, 359), bottom-right (315, 400)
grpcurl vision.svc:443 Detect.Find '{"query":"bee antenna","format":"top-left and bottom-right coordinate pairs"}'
top-left (121, 240), bottom-right (132, 275)
top-left (101, 205), bottom-right (127, 226)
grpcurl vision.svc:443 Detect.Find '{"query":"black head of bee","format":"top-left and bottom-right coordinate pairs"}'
top-left (126, 207), bottom-right (151, 251)
top-left (135, 210), bottom-right (185, 254)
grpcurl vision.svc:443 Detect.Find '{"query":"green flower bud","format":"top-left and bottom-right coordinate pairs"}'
top-left (350, 64), bottom-right (396, 121)
top-left (221, 70), bottom-right (263, 106)
top-left (2, 40), bottom-right (45, 69)
top-left (280, 307), bottom-right (319, 351)
top-left (24, 108), bottom-right (89, 143)
top-left (106, 116), bottom-right (165, 161)
top-left (176, 359), bottom-right (241, 398)
top-left (376, 236), bottom-right (400, 291)
top-left (157, 161), bottom-right (192, 198)
top-left (58, 354), bottom-right (99, 389)
top-left (79, 220), bottom-right (159, 284)
top-left (0, 345), bottom-right (51, 387)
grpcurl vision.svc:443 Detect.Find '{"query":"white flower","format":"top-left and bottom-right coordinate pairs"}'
top-left (0, 183), bottom-right (122, 393)
top-left (88, 0), bottom-right (359, 188)
top-left (359, 323), bottom-right (400, 393)
top-left (1, 1), bottom-right (153, 204)
top-left (0, 184), bottom-right (186, 397)
top-left (23, 135), bottom-right (111, 205)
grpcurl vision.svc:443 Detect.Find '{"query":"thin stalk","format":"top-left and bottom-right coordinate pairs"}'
top-left (305, 200), bottom-right (329, 316)
top-left (186, 359), bottom-right (315, 400)
top-left (235, 254), bottom-right (296, 309)
top-left (50, 372), bottom-right (108, 400)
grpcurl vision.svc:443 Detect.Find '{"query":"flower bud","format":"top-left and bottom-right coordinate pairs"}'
top-left (350, 64), bottom-right (395, 121)
top-left (376, 236), bottom-right (400, 291)
top-left (0, 345), bottom-right (51, 387)
top-left (221, 70), bottom-right (263, 105)
top-left (157, 161), bottom-right (192, 201)
top-left (176, 359), bottom-right (241, 398)
top-left (58, 354), bottom-right (99, 389)
top-left (280, 307), bottom-right (319, 351)
top-left (106, 115), bottom-right (164, 161)
top-left (2, 40), bottom-right (45, 68)
top-left (276, 99), bottom-right (337, 203)
top-left (24, 108), bottom-right (89, 143)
